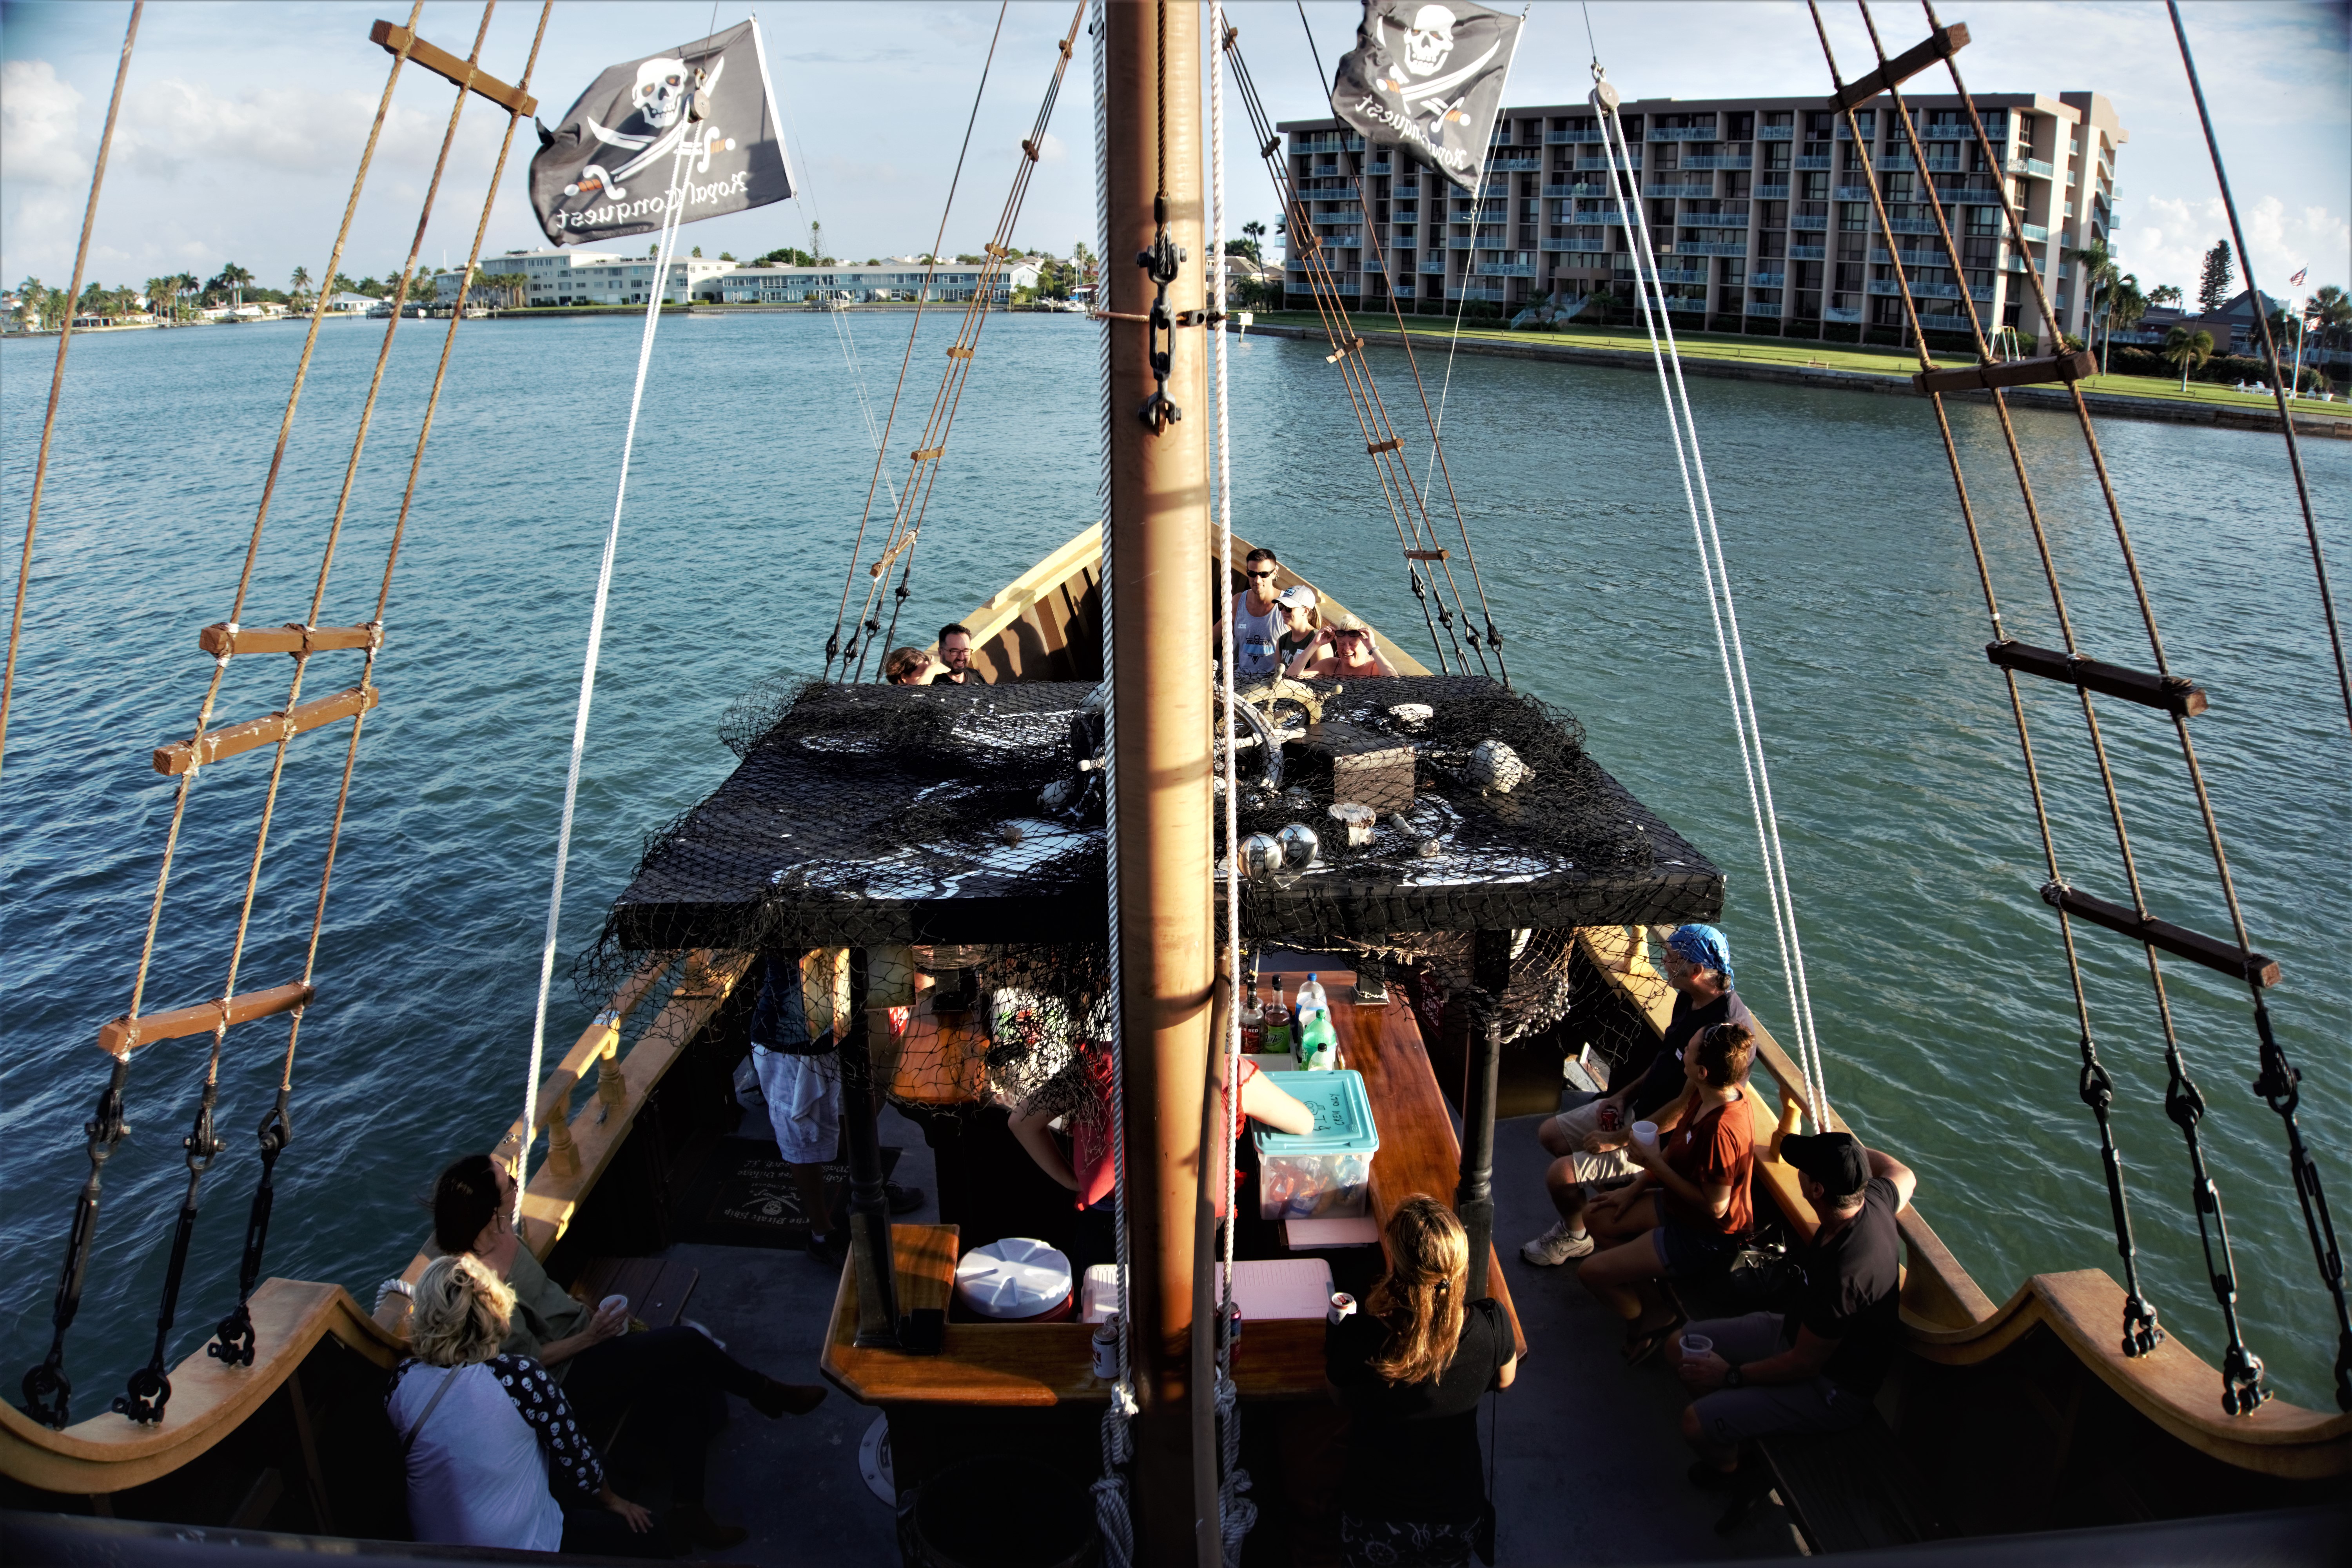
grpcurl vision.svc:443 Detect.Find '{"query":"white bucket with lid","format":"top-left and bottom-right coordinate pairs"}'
top-left (954, 1237), bottom-right (1075, 1322)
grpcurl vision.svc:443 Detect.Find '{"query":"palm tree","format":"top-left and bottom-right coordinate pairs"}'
top-left (209, 261), bottom-right (254, 310)
top-left (290, 265), bottom-right (312, 311)
top-left (2163, 325), bottom-right (2214, 392)
top-left (2103, 272), bottom-right (2147, 374)
top-left (2065, 240), bottom-right (2119, 371)
top-left (2147, 283), bottom-right (2182, 308)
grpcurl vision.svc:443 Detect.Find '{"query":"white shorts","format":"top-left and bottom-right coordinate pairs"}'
top-left (1548, 1098), bottom-right (1637, 1184)
top-left (753, 1045), bottom-right (842, 1166)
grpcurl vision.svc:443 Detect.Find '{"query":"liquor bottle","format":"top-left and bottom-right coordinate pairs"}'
top-left (1263, 983), bottom-right (1293, 1057)
top-left (1240, 985), bottom-right (1264, 1054)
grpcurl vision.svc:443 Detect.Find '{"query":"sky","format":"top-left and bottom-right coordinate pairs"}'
top-left (0, 1), bottom-right (2345, 306)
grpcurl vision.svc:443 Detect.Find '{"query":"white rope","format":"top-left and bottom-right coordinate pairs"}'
top-left (1594, 86), bottom-right (1830, 1125)
top-left (516, 148), bottom-right (694, 1216)
top-left (1210, 17), bottom-right (1256, 1565)
top-left (1090, 7), bottom-right (1137, 1563)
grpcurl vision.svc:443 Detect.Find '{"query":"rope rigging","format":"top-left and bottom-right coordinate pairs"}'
top-left (1809, 0), bottom-right (2346, 1414)
top-left (1586, 65), bottom-right (1834, 1132)
top-left (19, 0), bottom-right (548, 1429)
top-left (820, 2), bottom-right (1089, 682)
top-left (1221, 32), bottom-right (1484, 680)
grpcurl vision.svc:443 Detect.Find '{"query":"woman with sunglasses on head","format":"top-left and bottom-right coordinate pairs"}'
top-left (1285, 610), bottom-right (1397, 681)
top-left (1231, 546), bottom-right (1287, 678)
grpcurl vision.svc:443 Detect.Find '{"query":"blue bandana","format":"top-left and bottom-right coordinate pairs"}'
top-left (1666, 924), bottom-right (1734, 991)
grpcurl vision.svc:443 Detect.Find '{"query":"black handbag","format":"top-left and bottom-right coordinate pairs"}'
top-left (1725, 1237), bottom-right (1801, 1312)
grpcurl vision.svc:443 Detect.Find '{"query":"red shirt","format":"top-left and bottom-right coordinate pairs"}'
top-left (1663, 1094), bottom-right (1754, 1236)
top-left (1072, 1053), bottom-right (1259, 1218)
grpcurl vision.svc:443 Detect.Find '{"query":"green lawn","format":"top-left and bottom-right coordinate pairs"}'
top-left (1246, 311), bottom-right (2352, 419)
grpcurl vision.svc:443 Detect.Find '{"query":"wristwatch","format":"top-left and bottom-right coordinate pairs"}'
top-left (1722, 1365), bottom-right (1745, 1389)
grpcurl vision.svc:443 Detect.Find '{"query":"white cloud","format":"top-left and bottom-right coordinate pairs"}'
top-left (2127, 193), bottom-right (2350, 303)
top-left (0, 60), bottom-right (87, 187)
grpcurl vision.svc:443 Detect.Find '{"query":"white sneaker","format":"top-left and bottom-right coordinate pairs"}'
top-left (1520, 1220), bottom-right (1594, 1266)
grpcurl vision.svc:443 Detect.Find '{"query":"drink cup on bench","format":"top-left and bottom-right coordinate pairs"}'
top-left (1680, 1332), bottom-right (1713, 1361)
top-left (1630, 1120), bottom-right (1660, 1156)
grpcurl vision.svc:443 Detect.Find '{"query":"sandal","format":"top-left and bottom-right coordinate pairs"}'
top-left (1621, 1310), bottom-right (1687, 1367)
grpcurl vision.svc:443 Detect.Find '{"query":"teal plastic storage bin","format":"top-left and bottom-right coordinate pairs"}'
top-left (1252, 1069), bottom-right (1380, 1221)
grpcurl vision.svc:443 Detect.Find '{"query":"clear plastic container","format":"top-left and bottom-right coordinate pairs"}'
top-left (1253, 1069), bottom-right (1379, 1220)
top-left (1295, 974), bottom-right (1327, 1015)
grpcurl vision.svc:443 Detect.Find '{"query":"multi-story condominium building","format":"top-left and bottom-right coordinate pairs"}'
top-left (1278, 90), bottom-right (2121, 345)
top-left (434, 250), bottom-right (1040, 307)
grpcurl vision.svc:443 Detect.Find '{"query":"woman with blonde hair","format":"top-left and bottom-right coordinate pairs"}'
top-left (387, 1253), bottom-right (661, 1556)
top-left (1325, 1195), bottom-right (1517, 1568)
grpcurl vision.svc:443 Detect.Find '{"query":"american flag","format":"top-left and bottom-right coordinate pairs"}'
top-left (2289, 267), bottom-right (2308, 286)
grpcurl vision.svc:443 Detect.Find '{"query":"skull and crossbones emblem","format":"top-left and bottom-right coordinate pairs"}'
top-left (633, 57), bottom-right (690, 129)
top-left (1401, 5), bottom-right (1457, 75)
top-left (565, 51), bottom-right (730, 202)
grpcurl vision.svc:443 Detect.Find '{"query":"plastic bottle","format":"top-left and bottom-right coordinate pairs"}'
top-left (1300, 1004), bottom-right (1337, 1069)
top-left (1296, 973), bottom-right (1327, 1016)
top-left (1240, 986), bottom-right (1264, 1054)
top-left (1263, 983), bottom-right (1293, 1057)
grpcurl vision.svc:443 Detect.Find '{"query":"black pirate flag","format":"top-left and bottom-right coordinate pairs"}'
top-left (1330, 0), bottom-right (1523, 192)
top-left (529, 19), bottom-right (794, 247)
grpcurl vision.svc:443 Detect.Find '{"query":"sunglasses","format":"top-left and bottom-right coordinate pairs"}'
top-left (1247, 569), bottom-right (1277, 579)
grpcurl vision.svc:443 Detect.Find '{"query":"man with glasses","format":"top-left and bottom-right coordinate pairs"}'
top-left (1232, 547), bottom-right (1286, 679)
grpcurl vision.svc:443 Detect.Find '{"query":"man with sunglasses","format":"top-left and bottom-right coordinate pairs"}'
top-left (1232, 546), bottom-right (1286, 678)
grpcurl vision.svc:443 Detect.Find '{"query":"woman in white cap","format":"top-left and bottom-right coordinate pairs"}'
top-left (1284, 610), bottom-right (1397, 681)
top-left (1272, 584), bottom-right (1322, 671)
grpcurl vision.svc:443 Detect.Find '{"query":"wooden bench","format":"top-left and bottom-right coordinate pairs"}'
top-left (1721, 1408), bottom-right (1941, 1549)
top-left (570, 1256), bottom-right (699, 1329)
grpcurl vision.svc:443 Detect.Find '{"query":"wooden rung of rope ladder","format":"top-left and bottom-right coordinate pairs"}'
top-left (1828, 22), bottom-right (1969, 111)
top-left (1985, 639), bottom-right (2207, 719)
top-left (1367, 437), bottom-right (1402, 455)
top-left (152, 685), bottom-right (381, 776)
top-left (869, 532), bottom-right (919, 579)
top-left (1021, 140), bottom-right (1042, 163)
top-left (1325, 338), bottom-right (1361, 364)
top-left (96, 981), bottom-right (315, 1059)
top-left (2040, 883), bottom-right (2280, 988)
top-left (985, 243), bottom-right (1016, 259)
top-left (1914, 349), bottom-right (2096, 397)
top-left (946, 347), bottom-right (975, 360)
top-left (198, 622), bottom-right (381, 658)
top-left (1404, 548), bottom-right (1450, 561)
top-left (910, 447), bottom-right (945, 462)
top-left (368, 20), bottom-right (538, 117)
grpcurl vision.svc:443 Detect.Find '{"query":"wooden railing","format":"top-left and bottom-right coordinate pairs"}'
top-left (0, 951), bottom-right (751, 1494)
top-left (1573, 924), bottom-right (2348, 1478)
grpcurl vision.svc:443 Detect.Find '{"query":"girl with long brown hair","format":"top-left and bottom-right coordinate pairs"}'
top-left (1325, 1195), bottom-right (1518, 1568)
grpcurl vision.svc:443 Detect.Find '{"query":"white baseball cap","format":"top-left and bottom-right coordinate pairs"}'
top-left (1277, 584), bottom-right (1319, 611)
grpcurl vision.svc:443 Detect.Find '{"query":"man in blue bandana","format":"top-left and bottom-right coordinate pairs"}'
top-left (1522, 923), bottom-right (1757, 1266)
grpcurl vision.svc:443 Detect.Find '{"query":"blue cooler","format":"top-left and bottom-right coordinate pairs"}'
top-left (1252, 1069), bottom-right (1380, 1221)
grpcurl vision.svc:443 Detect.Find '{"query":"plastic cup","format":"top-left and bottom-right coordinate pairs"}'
top-left (599, 1293), bottom-right (629, 1321)
top-left (1680, 1333), bottom-right (1713, 1359)
top-left (1631, 1120), bottom-right (1660, 1152)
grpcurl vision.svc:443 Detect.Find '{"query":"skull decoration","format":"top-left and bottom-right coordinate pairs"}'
top-left (1466, 738), bottom-right (1532, 794)
top-left (634, 57), bottom-right (690, 129)
top-left (1402, 4), bottom-right (1459, 76)
top-left (1328, 801), bottom-right (1377, 848)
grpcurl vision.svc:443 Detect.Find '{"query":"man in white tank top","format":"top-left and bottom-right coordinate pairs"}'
top-left (1232, 547), bottom-right (1286, 679)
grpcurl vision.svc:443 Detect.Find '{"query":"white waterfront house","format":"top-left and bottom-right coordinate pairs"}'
top-left (713, 261), bottom-right (1040, 305)
top-left (446, 249), bottom-right (742, 307)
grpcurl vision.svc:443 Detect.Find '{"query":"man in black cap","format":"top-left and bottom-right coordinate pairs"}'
top-left (1666, 1131), bottom-right (1915, 1488)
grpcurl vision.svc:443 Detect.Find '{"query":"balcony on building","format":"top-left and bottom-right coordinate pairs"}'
top-left (1570, 205), bottom-right (1631, 226)
top-left (1789, 242), bottom-right (1826, 259)
top-left (1649, 122), bottom-right (1719, 142)
top-left (1301, 180), bottom-right (1361, 200)
top-left (2005, 155), bottom-right (2054, 179)
top-left (1292, 131), bottom-right (1366, 152)
top-left (1791, 214), bottom-right (1829, 231)
top-left (1682, 153), bottom-right (1753, 170)
top-left (1750, 269), bottom-right (1788, 287)
top-left (1448, 284), bottom-right (1508, 300)
top-left (1757, 122), bottom-right (1795, 140)
top-left (1673, 239), bottom-right (1748, 257)
top-left (1576, 152), bottom-right (1641, 170)
top-left (1653, 263), bottom-right (1710, 285)
top-left (1746, 300), bottom-right (1782, 316)
top-left (1540, 236), bottom-right (1608, 252)
top-left (1825, 303), bottom-right (1865, 322)
top-left (1394, 181), bottom-right (1420, 197)
top-left (1547, 127), bottom-right (1606, 144)
top-left (1645, 181), bottom-right (1717, 198)
top-left (1367, 160), bottom-right (1392, 175)
top-left (1794, 153), bottom-right (1832, 170)
top-left (1490, 154), bottom-right (1541, 172)
top-left (1477, 260), bottom-right (1537, 276)
top-left (1544, 181), bottom-right (1608, 198)
top-left (2019, 221), bottom-right (2049, 243)
top-left (1754, 181), bottom-right (1791, 200)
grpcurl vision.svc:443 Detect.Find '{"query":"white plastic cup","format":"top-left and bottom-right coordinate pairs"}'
top-left (1327, 1292), bottom-right (1357, 1326)
top-left (1681, 1333), bottom-right (1714, 1360)
top-left (1631, 1120), bottom-right (1660, 1152)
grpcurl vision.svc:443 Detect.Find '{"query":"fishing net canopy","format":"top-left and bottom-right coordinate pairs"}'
top-left (575, 670), bottom-right (1722, 1115)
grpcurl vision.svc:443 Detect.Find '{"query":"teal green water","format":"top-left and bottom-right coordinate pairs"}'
top-left (2, 311), bottom-right (2345, 1413)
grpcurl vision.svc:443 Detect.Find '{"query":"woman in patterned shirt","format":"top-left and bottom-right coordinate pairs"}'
top-left (387, 1254), bottom-right (664, 1556)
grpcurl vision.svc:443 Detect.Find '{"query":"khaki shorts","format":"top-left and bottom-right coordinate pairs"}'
top-left (1686, 1310), bottom-right (1867, 1447)
top-left (1548, 1098), bottom-right (1637, 1184)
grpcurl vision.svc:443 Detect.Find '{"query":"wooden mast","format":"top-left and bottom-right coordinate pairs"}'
top-left (1104, 1), bottom-right (1211, 1563)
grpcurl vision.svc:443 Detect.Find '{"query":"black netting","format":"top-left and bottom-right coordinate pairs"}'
top-left (574, 671), bottom-right (1721, 1113)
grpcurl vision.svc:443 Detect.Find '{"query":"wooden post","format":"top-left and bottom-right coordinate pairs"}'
top-left (842, 947), bottom-right (901, 1347)
top-left (1460, 929), bottom-right (1512, 1302)
top-left (1105, 0), bottom-right (1211, 1561)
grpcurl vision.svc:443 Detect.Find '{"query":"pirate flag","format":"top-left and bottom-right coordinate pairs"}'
top-left (1330, 1), bottom-right (1523, 192)
top-left (529, 19), bottom-right (794, 247)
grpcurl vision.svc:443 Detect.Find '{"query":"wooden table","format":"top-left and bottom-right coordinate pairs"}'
top-left (820, 969), bottom-right (1524, 1406)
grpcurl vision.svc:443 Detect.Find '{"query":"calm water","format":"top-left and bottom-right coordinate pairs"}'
top-left (3, 311), bottom-right (2346, 1411)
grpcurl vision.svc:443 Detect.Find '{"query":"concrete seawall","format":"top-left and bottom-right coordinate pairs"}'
top-left (1230, 321), bottom-right (2352, 443)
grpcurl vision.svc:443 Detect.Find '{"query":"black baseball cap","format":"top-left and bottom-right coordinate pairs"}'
top-left (1780, 1132), bottom-right (1869, 1200)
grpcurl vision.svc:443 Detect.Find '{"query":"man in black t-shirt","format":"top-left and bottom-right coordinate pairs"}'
top-left (1523, 923), bottom-right (1753, 1266)
top-left (1667, 1132), bottom-right (1916, 1488)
